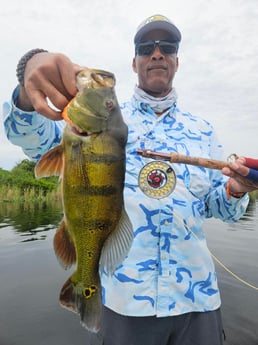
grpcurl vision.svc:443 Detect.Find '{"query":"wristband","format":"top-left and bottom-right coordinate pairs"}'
top-left (245, 157), bottom-right (258, 170)
top-left (245, 168), bottom-right (258, 183)
top-left (243, 157), bottom-right (258, 183)
top-left (16, 48), bottom-right (48, 86)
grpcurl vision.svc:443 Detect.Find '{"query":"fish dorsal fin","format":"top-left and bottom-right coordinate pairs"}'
top-left (35, 144), bottom-right (64, 178)
top-left (54, 218), bottom-right (76, 269)
top-left (99, 208), bottom-right (134, 275)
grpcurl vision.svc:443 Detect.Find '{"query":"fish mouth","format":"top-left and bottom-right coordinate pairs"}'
top-left (71, 125), bottom-right (89, 137)
top-left (62, 107), bottom-right (89, 136)
top-left (62, 103), bottom-right (99, 137)
top-left (77, 68), bottom-right (115, 90)
top-left (69, 123), bottom-right (102, 137)
top-left (61, 67), bottom-right (114, 136)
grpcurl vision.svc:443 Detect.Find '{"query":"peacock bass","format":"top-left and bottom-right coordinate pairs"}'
top-left (35, 68), bottom-right (133, 333)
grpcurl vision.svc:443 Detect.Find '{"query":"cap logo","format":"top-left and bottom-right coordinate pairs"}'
top-left (144, 15), bottom-right (170, 25)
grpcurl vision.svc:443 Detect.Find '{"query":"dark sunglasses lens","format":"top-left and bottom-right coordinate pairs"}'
top-left (137, 43), bottom-right (154, 56)
top-left (159, 42), bottom-right (178, 55)
top-left (136, 41), bottom-right (178, 56)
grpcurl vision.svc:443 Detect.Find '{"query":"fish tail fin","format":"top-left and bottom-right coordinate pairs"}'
top-left (59, 276), bottom-right (102, 333)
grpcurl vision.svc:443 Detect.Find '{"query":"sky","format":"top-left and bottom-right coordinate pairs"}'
top-left (0, 0), bottom-right (257, 170)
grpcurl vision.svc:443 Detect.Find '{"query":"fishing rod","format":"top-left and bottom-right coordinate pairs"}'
top-left (137, 149), bottom-right (236, 170)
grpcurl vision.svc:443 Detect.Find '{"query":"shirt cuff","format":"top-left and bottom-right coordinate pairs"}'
top-left (3, 86), bottom-right (47, 134)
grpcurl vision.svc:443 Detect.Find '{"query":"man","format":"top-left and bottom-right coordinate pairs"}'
top-left (3, 14), bottom-right (257, 345)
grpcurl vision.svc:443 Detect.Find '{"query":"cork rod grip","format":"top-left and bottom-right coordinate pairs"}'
top-left (169, 152), bottom-right (231, 170)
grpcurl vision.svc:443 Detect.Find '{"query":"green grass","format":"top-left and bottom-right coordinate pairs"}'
top-left (0, 184), bottom-right (61, 203)
top-left (249, 190), bottom-right (258, 203)
top-left (0, 159), bottom-right (60, 203)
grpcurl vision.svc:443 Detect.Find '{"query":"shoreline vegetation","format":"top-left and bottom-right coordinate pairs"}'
top-left (0, 160), bottom-right (61, 203)
top-left (0, 159), bottom-right (258, 203)
top-left (249, 190), bottom-right (258, 203)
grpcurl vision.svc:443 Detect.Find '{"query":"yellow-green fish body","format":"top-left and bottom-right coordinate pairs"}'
top-left (35, 69), bottom-right (133, 332)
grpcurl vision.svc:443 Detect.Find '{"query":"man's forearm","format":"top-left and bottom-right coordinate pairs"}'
top-left (3, 87), bottom-right (65, 161)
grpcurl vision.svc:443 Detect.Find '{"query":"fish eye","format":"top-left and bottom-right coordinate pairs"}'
top-left (105, 100), bottom-right (114, 110)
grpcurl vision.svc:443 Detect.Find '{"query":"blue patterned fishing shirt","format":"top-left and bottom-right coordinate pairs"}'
top-left (3, 87), bottom-right (249, 317)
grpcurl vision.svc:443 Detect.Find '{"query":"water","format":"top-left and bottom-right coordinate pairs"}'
top-left (0, 200), bottom-right (257, 345)
top-left (205, 200), bottom-right (258, 344)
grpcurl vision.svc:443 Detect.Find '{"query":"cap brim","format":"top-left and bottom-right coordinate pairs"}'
top-left (134, 21), bottom-right (181, 44)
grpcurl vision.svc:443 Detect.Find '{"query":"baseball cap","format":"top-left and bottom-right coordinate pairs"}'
top-left (134, 14), bottom-right (181, 44)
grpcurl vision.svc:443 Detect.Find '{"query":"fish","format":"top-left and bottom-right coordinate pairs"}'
top-left (35, 68), bottom-right (134, 333)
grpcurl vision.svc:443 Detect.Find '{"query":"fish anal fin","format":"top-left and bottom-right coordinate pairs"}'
top-left (99, 208), bottom-right (134, 275)
top-left (59, 277), bottom-right (102, 333)
top-left (35, 144), bottom-right (64, 178)
top-left (54, 219), bottom-right (76, 269)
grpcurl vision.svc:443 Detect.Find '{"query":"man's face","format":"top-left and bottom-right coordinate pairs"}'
top-left (132, 30), bottom-right (179, 97)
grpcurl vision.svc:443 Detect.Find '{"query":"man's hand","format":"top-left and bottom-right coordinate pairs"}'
top-left (222, 156), bottom-right (258, 194)
top-left (16, 52), bottom-right (82, 120)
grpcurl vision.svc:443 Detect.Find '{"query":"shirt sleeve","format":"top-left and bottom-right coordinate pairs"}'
top-left (3, 86), bottom-right (65, 161)
top-left (205, 182), bottom-right (249, 222)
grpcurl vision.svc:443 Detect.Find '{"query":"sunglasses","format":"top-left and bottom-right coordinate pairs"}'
top-left (135, 40), bottom-right (179, 56)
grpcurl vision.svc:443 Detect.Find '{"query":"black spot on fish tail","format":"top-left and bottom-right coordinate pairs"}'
top-left (83, 285), bottom-right (98, 299)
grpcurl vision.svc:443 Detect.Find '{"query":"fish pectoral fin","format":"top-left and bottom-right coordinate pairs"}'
top-left (35, 144), bottom-right (64, 178)
top-left (54, 219), bottom-right (76, 269)
top-left (99, 207), bottom-right (134, 275)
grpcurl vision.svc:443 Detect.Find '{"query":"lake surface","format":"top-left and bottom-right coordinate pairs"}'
top-left (0, 199), bottom-right (257, 345)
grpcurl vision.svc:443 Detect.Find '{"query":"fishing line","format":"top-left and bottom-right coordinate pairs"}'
top-left (211, 253), bottom-right (258, 291)
top-left (171, 209), bottom-right (258, 291)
